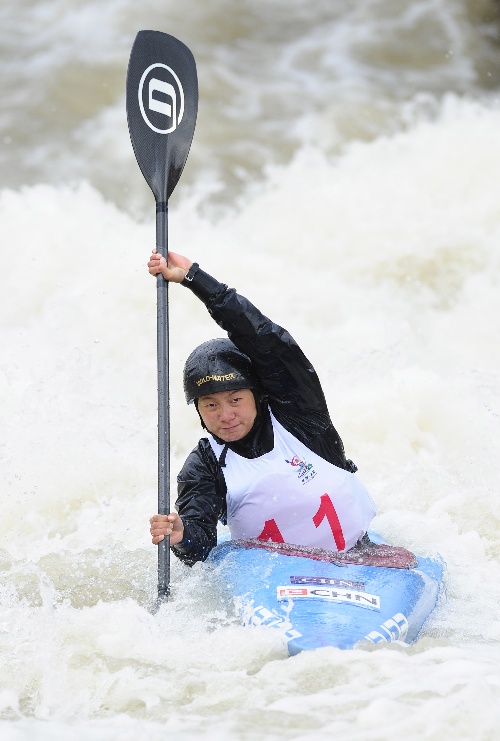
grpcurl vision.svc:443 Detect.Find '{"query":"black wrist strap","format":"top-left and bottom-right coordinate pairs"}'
top-left (181, 262), bottom-right (199, 285)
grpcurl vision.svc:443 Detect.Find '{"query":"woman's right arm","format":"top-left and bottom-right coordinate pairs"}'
top-left (150, 440), bottom-right (227, 567)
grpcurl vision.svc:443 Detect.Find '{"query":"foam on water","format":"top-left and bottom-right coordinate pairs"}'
top-left (2, 0), bottom-right (500, 736)
top-left (2, 95), bottom-right (500, 738)
top-left (2, 0), bottom-right (500, 209)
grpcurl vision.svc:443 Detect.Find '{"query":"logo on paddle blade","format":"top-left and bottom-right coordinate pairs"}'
top-left (138, 63), bottom-right (185, 134)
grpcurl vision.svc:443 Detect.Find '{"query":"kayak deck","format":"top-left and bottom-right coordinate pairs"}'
top-left (207, 536), bottom-right (444, 654)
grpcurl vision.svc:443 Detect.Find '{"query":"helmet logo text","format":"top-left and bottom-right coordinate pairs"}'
top-left (196, 372), bottom-right (237, 387)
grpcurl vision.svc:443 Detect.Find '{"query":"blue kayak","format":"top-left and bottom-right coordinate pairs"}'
top-left (207, 534), bottom-right (444, 655)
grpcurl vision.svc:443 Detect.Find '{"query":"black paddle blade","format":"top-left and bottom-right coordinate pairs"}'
top-left (126, 30), bottom-right (198, 203)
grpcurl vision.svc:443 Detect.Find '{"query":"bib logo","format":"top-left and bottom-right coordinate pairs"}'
top-left (285, 455), bottom-right (317, 484)
top-left (138, 63), bottom-right (185, 134)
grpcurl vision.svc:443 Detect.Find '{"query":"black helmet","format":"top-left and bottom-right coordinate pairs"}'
top-left (183, 338), bottom-right (260, 404)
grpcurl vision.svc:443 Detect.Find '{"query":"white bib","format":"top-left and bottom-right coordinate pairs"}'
top-left (208, 414), bottom-right (376, 552)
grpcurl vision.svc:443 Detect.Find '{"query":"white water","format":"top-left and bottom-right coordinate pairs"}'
top-left (2, 1), bottom-right (500, 739)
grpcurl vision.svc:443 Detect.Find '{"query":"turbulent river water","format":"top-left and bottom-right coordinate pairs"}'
top-left (1, 1), bottom-right (500, 739)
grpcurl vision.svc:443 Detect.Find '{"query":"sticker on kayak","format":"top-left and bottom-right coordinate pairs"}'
top-left (290, 575), bottom-right (365, 591)
top-left (364, 613), bottom-right (409, 643)
top-left (277, 585), bottom-right (380, 611)
top-left (246, 605), bottom-right (302, 642)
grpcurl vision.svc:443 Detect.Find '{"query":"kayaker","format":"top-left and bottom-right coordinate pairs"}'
top-left (149, 250), bottom-right (376, 565)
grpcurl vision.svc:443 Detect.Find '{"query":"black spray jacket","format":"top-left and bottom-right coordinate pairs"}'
top-left (172, 265), bottom-right (354, 566)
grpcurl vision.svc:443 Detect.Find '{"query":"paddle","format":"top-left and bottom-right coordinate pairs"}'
top-left (126, 30), bottom-right (198, 605)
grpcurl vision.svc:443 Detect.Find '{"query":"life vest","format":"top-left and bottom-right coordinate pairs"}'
top-left (208, 414), bottom-right (376, 552)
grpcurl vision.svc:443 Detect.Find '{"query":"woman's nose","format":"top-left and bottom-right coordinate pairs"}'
top-left (219, 403), bottom-right (236, 420)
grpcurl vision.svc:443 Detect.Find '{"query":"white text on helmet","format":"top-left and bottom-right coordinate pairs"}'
top-left (196, 372), bottom-right (237, 387)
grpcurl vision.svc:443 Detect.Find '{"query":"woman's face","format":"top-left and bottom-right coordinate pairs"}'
top-left (197, 388), bottom-right (257, 442)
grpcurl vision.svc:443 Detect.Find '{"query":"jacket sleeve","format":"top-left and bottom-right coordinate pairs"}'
top-left (183, 265), bottom-right (347, 468)
top-left (171, 438), bottom-right (227, 566)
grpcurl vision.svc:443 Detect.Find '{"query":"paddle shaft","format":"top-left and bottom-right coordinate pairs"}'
top-left (156, 202), bottom-right (170, 601)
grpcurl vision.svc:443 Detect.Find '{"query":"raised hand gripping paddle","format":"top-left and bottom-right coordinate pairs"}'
top-left (126, 31), bottom-right (198, 605)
